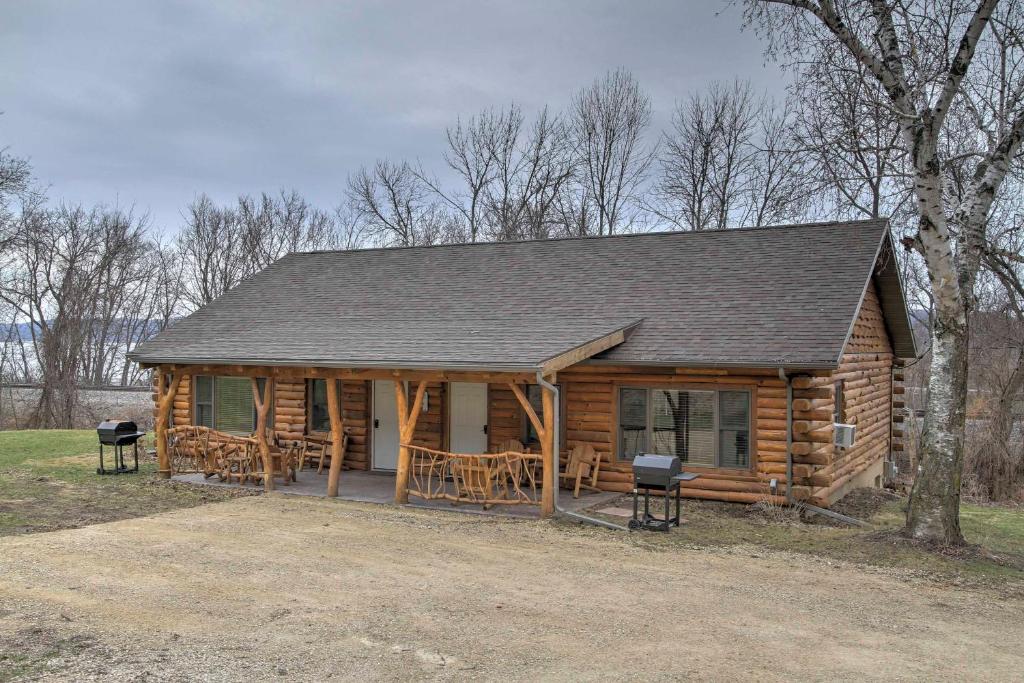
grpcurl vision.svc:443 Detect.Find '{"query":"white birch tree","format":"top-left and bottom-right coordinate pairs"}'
top-left (745, 0), bottom-right (1024, 544)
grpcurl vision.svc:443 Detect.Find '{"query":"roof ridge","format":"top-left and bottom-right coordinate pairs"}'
top-left (291, 218), bottom-right (890, 258)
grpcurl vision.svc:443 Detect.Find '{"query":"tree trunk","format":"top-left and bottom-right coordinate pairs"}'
top-left (905, 314), bottom-right (969, 544)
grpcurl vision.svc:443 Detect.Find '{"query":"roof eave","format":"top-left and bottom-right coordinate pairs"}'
top-left (580, 357), bottom-right (840, 371)
top-left (129, 355), bottom-right (543, 374)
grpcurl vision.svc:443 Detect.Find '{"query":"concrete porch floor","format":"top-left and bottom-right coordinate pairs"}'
top-left (172, 469), bottom-right (619, 519)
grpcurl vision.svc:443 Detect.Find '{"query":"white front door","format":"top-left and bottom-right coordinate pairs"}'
top-left (449, 382), bottom-right (489, 454)
top-left (372, 380), bottom-right (401, 471)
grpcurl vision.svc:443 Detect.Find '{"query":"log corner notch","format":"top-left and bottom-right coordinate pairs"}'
top-left (325, 377), bottom-right (346, 497)
top-left (509, 379), bottom-right (556, 518)
top-left (393, 379), bottom-right (428, 504)
top-left (155, 368), bottom-right (185, 479)
top-left (251, 377), bottom-right (275, 492)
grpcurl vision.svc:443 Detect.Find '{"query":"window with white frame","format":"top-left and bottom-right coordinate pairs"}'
top-left (617, 387), bottom-right (751, 468)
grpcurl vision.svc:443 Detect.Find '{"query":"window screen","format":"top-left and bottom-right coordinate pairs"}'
top-left (617, 387), bottom-right (750, 468)
top-left (833, 380), bottom-right (845, 423)
top-left (215, 377), bottom-right (256, 434)
top-left (194, 376), bottom-right (214, 428)
top-left (523, 385), bottom-right (545, 445)
top-left (718, 391), bottom-right (750, 468)
top-left (618, 388), bottom-right (648, 459)
top-left (309, 379), bottom-right (330, 432)
top-left (651, 389), bottom-right (715, 466)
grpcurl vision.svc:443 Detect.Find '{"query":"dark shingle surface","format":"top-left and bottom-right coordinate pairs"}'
top-left (132, 220), bottom-right (900, 369)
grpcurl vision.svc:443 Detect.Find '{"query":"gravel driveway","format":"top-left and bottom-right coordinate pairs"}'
top-left (1, 496), bottom-right (1021, 681)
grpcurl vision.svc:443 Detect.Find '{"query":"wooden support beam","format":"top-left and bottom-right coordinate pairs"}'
top-left (508, 382), bottom-right (545, 442)
top-left (393, 379), bottom-right (427, 504)
top-left (326, 378), bottom-right (346, 497)
top-left (251, 377), bottom-right (275, 492)
top-left (509, 379), bottom-right (555, 516)
top-left (540, 381), bottom-right (556, 518)
top-left (540, 327), bottom-right (631, 375)
top-left (155, 370), bottom-right (184, 478)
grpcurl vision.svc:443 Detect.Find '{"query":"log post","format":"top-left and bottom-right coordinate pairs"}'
top-left (393, 379), bottom-right (426, 504)
top-left (508, 381), bottom-right (554, 517)
top-left (540, 381), bottom-right (556, 518)
top-left (252, 377), bottom-right (275, 492)
top-left (155, 369), bottom-right (183, 478)
top-left (326, 378), bottom-right (346, 497)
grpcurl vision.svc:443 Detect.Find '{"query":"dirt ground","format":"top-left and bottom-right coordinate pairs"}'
top-left (1, 496), bottom-right (1022, 682)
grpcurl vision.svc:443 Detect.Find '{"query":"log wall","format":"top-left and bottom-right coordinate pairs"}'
top-left (809, 281), bottom-right (894, 505)
top-left (152, 372), bottom-right (191, 427)
top-left (148, 278), bottom-right (895, 506)
top-left (410, 381), bottom-right (445, 450)
top-left (556, 365), bottom-right (800, 504)
top-left (274, 378), bottom-right (371, 471)
top-left (488, 383), bottom-right (525, 450)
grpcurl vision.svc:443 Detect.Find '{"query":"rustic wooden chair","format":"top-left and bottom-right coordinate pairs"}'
top-left (450, 456), bottom-right (502, 508)
top-left (492, 438), bottom-right (527, 490)
top-left (558, 443), bottom-right (602, 498)
top-left (295, 434), bottom-right (326, 472)
top-left (314, 432), bottom-right (349, 475)
top-left (216, 440), bottom-right (257, 485)
top-left (167, 425), bottom-right (213, 476)
top-left (236, 431), bottom-right (296, 487)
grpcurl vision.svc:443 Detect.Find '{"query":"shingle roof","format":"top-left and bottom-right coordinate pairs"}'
top-left (131, 219), bottom-right (917, 371)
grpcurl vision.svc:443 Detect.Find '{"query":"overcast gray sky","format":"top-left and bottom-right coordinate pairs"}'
top-left (1, 0), bottom-right (785, 233)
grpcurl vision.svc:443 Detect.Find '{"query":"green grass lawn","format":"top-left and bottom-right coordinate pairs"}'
top-left (588, 490), bottom-right (1024, 591)
top-left (4, 429), bottom-right (1023, 592)
top-left (0, 429), bottom-right (246, 536)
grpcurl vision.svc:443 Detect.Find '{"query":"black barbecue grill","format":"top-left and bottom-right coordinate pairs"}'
top-left (629, 454), bottom-right (699, 531)
top-left (96, 419), bottom-right (145, 475)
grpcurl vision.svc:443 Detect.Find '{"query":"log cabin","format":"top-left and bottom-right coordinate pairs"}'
top-left (130, 219), bottom-right (917, 517)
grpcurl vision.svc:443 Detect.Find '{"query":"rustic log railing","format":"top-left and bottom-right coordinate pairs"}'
top-left (166, 425), bottom-right (256, 477)
top-left (406, 445), bottom-right (541, 507)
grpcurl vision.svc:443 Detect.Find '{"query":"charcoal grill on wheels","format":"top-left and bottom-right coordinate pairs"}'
top-left (96, 420), bottom-right (146, 475)
top-left (628, 454), bottom-right (700, 531)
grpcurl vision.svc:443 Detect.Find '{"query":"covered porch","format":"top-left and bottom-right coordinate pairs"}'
top-left (146, 318), bottom-right (635, 519)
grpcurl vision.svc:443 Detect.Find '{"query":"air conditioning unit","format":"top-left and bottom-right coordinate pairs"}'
top-left (834, 423), bottom-right (856, 448)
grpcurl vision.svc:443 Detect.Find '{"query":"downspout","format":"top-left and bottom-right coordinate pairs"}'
top-left (537, 371), bottom-right (628, 532)
top-left (778, 367), bottom-right (793, 503)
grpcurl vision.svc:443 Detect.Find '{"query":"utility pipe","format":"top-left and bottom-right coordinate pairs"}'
top-left (778, 367), bottom-right (793, 503)
top-left (536, 371), bottom-right (628, 532)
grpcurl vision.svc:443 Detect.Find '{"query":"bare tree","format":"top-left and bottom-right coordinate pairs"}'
top-left (656, 80), bottom-right (809, 230)
top-left (420, 105), bottom-right (576, 242)
top-left (480, 107), bottom-right (575, 241)
top-left (425, 109), bottom-right (505, 242)
top-left (0, 203), bottom-right (149, 426)
top-left (347, 160), bottom-right (459, 247)
top-left (332, 203), bottom-right (369, 250)
top-left (237, 190), bottom-right (339, 270)
top-left (792, 56), bottom-right (912, 221)
top-left (569, 69), bottom-right (655, 235)
top-left (176, 194), bottom-right (246, 310)
top-left (177, 191), bottom-right (338, 310)
top-left (746, 0), bottom-right (1024, 544)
